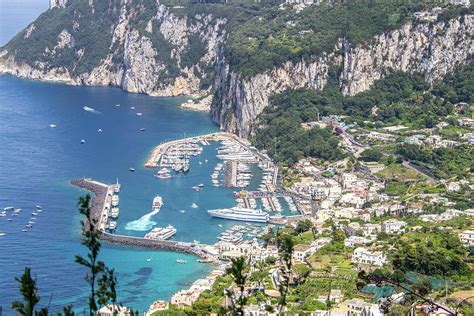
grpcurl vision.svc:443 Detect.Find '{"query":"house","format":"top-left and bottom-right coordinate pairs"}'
top-left (312, 237), bottom-right (332, 249)
top-left (97, 305), bottom-right (131, 316)
top-left (352, 247), bottom-right (387, 267)
top-left (341, 173), bottom-right (358, 189)
top-left (381, 219), bottom-right (407, 234)
top-left (329, 289), bottom-right (344, 303)
top-left (292, 244), bottom-right (316, 262)
top-left (342, 298), bottom-right (384, 316)
top-left (345, 236), bottom-right (371, 248)
top-left (459, 230), bottom-right (474, 247)
top-left (146, 301), bottom-right (169, 316)
top-left (362, 223), bottom-right (381, 237)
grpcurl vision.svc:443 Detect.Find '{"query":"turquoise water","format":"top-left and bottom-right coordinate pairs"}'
top-left (0, 74), bottom-right (249, 313)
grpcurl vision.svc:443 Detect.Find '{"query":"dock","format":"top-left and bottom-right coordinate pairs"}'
top-left (71, 178), bottom-right (218, 263)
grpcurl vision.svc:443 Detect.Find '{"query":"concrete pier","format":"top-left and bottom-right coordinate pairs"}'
top-left (71, 178), bottom-right (217, 263)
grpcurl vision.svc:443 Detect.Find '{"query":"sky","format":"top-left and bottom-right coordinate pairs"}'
top-left (0, 0), bottom-right (48, 46)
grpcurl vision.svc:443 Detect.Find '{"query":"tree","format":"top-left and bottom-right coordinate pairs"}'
top-left (226, 257), bottom-right (248, 315)
top-left (295, 219), bottom-right (313, 234)
top-left (75, 194), bottom-right (117, 315)
top-left (277, 233), bottom-right (294, 313)
top-left (11, 268), bottom-right (42, 316)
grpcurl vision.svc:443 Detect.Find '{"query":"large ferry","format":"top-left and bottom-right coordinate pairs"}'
top-left (208, 207), bottom-right (269, 223)
top-left (144, 225), bottom-right (176, 240)
top-left (152, 196), bottom-right (163, 212)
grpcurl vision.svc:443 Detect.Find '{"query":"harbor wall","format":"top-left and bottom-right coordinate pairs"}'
top-left (71, 178), bottom-right (216, 262)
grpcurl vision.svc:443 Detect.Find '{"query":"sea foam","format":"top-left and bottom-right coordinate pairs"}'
top-left (124, 209), bottom-right (159, 231)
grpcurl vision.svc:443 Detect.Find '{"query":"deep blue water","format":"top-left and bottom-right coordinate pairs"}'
top-left (0, 2), bottom-right (258, 313)
top-left (0, 74), bottom-right (246, 312)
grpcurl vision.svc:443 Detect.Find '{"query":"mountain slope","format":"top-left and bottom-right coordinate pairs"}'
top-left (0, 0), bottom-right (472, 137)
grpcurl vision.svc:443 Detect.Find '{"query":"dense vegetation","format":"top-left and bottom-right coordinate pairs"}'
top-left (253, 62), bottom-right (473, 165)
top-left (398, 144), bottom-right (474, 179)
top-left (224, 0), bottom-right (443, 77)
top-left (3, 0), bottom-right (120, 76)
top-left (392, 231), bottom-right (472, 280)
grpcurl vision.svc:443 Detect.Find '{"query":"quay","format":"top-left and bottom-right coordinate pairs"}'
top-left (71, 178), bottom-right (218, 263)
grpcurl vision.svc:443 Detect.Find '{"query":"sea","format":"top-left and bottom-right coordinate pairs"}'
top-left (0, 1), bottom-right (244, 313)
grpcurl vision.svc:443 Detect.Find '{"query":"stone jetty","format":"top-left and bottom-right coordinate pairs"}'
top-left (71, 178), bottom-right (218, 263)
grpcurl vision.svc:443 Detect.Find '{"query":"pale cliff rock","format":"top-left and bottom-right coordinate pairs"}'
top-left (212, 15), bottom-right (473, 138)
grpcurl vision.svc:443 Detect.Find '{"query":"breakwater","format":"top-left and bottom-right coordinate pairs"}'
top-left (71, 178), bottom-right (217, 262)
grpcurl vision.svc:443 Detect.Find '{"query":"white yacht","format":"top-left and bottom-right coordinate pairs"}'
top-left (152, 196), bottom-right (163, 212)
top-left (144, 225), bottom-right (176, 240)
top-left (176, 259), bottom-right (187, 264)
top-left (83, 106), bottom-right (95, 112)
top-left (191, 203), bottom-right (198, 209)
top-left (108, 221), bottom-right (117, 230)
top-left (110, 207), bottom-right (120, 219)
top-left (208, 207), bottom-right (269, 223)
top-left (114, 179), bottom-right (121, 193)
top-left (111, 195), bottom-right (119, 207)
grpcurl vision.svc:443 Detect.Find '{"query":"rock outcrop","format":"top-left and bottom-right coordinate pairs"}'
top-left (212, 15), bottom-right (473, 137)
top-left (0, 1), bottom-right (472, 138)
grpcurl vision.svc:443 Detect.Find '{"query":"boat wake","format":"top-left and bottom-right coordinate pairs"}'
top-left (124, 209), bottom-right (160, 231)
top-left (83, 106), bottom-right (102, 114)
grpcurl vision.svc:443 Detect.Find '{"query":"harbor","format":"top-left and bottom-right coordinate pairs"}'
top-left (71, 178), bottom-right (218, 263)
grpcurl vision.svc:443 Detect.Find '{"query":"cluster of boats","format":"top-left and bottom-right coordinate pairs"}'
top-left (262, 196), bottom-right (283, 212)
top-left (144, 224), bottom-right (176, 240)
top-left (258, 170), bottom-right (275, 192)
top-left (211, 163), bottom-right (223, 187)
top-left (216, 140), bottom-right (259, 163)
top-left (284, 196), bottom-right (298, 212)
top-left (235, 198), bottom-right (257, 209)
top-left (107, 181), bottom-right (121, 231)
top-left (235, 163), bottom-right (253, 188)
top-left (217, 224), bottom-right (262, 243)
top-left (208, 207), bottom-right (269, 223)
top-left (160, 142), bottom-right (203, 173)
top-left (0, 205), bottom-right (43, 234)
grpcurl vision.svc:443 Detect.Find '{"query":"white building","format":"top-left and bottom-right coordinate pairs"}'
top-left (97, 305), bottom-right (131, 316)
top-left (362, 223), bottom-right (381, 237)
top-left (352, 247), bottom-right (386, 267)
top-left (341, 173), bottom-right (358, 189)
top-left (345, 236), bottom-right (371, 248)
top-left (292, 244), bottom-right (316, 262)
top-left (459, 230), bottom-right (474, 247)
top-left (343, 298), bottom-right (384, 316)
top-left (381, 219), bottom-right (407, 234)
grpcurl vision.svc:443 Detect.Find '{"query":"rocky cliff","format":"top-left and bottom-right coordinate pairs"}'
top-left (211, 14), bottom-right (473, 137)
top-left (0, 1), bottom-right (227, 98)
top-left (0, 1), bottom-right (472, 138)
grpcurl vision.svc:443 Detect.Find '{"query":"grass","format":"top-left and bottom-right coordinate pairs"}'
top-left (450, 290), bottom-right (474, 303)
top-left (376, 163), bottom-right (426, 181)
top-left (293, 231), bottom-right (315, 245)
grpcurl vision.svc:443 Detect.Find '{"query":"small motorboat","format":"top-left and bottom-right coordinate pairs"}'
top-left (0, 232), bottom-right (6, 236)
top-left (191, 203), bottom-right (198, 209)
top-left (176, 259), bottom-right (187, 264)
top-left (50, 124), bottom-right (57, 128)
top-left (140, 128), bottom-right (146, 132)
top-left (136, 112), bottom-right (143, 116)
top-left (7, 218), bottom-right (12, 222)
top-left (98, 128), bottom-right (103, 133)
top-left (180, 210), bottom-right (186, 214)
top-left (115, 104), bottom-right (120, 107)
top-left (129, 167), bottom-right (136, 172)
top-left (31, 212), bottom-right (38, 216)
top-left (146, 258), bottom-right (151, 262)
top-left (36, 205), bottom-right (42, 210)
top-left (25, 224), bottom-right (33, 228)
top-left (22, 229), bottom-right (28, 232)
top-left (80, 139), bottom-right (86, 144)
top-left (130, 106), bottom-right (136, 110)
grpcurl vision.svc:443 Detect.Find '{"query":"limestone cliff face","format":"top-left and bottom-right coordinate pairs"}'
top-left (0, 2), bottom-right (472, 138)
top-left (211, 15), bottom-right (473, 137)
top-left (0, 1), bottom-right (227, 98)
